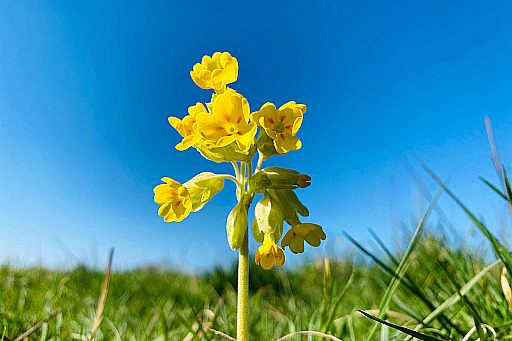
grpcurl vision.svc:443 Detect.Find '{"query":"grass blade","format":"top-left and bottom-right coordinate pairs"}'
top-left (359, 310), bottom-right (444, 341)
top-left (364, 190), bottom-right (442, 341)
top-left (422, 163), bottom-right (512, 275)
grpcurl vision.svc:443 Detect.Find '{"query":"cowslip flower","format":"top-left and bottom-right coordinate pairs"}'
top-left (251, 101), bottom-right (306, 154)
top-left (190, 52), bottom-right (238, 93)
top-left (196, 89), bottom-right (257, 154)
top-left (255, 238), bottom-right (285, 270)
top-left (154, 173), bottom-right (225, 223)
top-left (281, 223), bottom-right (326, 254)
top-left (168, 102), bottom-right (206, 151)
top-left (153, 177), bottom-right (192, 222)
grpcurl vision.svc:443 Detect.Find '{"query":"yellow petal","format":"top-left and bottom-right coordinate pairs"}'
top-left (289, 237), bottom-right (305, 254)
top-left (275, 246), bottom-right (285, 266)
top-left (274, 133), bottom-right (301, 154)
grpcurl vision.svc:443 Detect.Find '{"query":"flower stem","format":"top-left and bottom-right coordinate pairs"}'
top-left (237, 232), bottom-right (249, 341)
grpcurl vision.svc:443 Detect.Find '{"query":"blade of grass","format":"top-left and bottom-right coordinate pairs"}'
top-left (89, 248), bottom-right (114, 341)
top-left (404, 259), bottom-right (501, 340)
top-left (422, 162), bottom-right (512, 275)
top-left (359, 310), bottom-right (444, 341)
top-left (364, 190), bottom-right (442, 341)
top-left (344, 232), bottom-right (463, 334)
top-left (480, 177), bottom-right (511, 203)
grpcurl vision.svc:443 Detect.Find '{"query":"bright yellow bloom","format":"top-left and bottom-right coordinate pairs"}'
top-left (168, 102), bottom-right (207, 151)
top-left (281, 223), bottom-right (326, 254)
top-left (190, 52), bottom-right (238, 93)
top-left (196, 89), bottom-right (257, 153)
top-left (153, 177), bottom-right (192, 222)
top-left (255, 238), bottom-right (285, 270)
top-left (251, 101), bottom-right (306, 154)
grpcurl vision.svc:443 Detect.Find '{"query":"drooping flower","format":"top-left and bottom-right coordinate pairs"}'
top-left (226, 194), bottom-right (250, 250)
top-left (281, 223), bottom-right (326, 254)
top-left (168, 102), bottom-right (207, 151)
top-left (255, 237), bottom-right (285, 270)
top-left (190, 52), bottom-right (238, 93)
top-left (251, 101), bottom-right (306, 154)
top-left (153, 177), bottom-right (192, 222)
top-left (196, 89), bottom-right (257, 154)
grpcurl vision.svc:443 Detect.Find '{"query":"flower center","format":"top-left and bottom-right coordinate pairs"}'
top-left (227, 124), bottom-right (237, 134)
top-left (274, 122), bottom-right (285, 133)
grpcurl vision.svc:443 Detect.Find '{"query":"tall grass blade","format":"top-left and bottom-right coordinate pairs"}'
top-left (480, 177), bottom-right (511, 203)
top-left (422, 163), bottom-right (512, 275)
top-left (345, 232), bottom-right (462, 334)
top-left (403, 259), bottom-right (502, 340)
top-left (364, 190), bottom-right (441, 341)
top-left (359, 310), bottom-right (443, 341)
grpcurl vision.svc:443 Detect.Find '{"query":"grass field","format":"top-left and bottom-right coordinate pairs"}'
top-left (1, 227), bottom-right (510, 340)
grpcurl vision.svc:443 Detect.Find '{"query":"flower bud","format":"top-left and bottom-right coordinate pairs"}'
top-left (249, 167), bottom-right (312, 193)
top-left (226, 195), bottom-right (249, 250)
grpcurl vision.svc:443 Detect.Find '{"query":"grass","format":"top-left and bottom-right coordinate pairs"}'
top-left (0, 228), bottom-right (510, 340)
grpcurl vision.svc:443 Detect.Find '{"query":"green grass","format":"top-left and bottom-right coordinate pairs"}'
top-left (0, 229), bottom-right (510, 340)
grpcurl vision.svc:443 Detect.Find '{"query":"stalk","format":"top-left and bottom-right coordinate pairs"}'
top-left (236, 161), bottom-right (250, 341)
top-left (236, 233), bottom-right (249, 340)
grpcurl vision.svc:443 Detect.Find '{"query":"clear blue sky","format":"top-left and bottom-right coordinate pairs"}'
top-left (1, 1), bottom-right (512, 271)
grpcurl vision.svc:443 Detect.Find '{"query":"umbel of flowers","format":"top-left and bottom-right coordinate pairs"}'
top-left (153, 51), bottom-right (326, 340)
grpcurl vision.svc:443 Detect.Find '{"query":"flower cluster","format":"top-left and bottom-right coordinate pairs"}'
top-left (154, 52), bottom-right (326, 269)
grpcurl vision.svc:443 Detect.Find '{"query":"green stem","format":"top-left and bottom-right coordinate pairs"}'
top-left (237, 232), bottom-right (249, 341)
top-left (236, 161), bottom-right (250, 340)
top-left (221, 174), bottom-right (243, 188)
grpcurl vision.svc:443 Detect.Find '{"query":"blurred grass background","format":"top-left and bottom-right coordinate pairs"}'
top-left (0, 231), bottom-right (509, 340)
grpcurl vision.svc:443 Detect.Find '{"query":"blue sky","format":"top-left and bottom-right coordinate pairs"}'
top-left (1, 1), bottom-right (512, 271)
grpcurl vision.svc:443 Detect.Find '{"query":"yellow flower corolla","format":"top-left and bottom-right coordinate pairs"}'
top-left (251, 101), bottom-right (306, 154)
top-left (196, 89), bottom-right (257, 154)
top-left (190, 52), bottom-right (238, 93)
top-left (168, 102), bottom-right (206, 151)
top-left (281, 223), bottom-right (326, 254)
top-left (153, 177), bottom-right (192, 222)
top-left (255, 238), bottom-right (285, 270)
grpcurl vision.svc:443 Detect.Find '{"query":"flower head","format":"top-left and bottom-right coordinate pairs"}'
top-left (190, 52), bottom-right (238, 93)
top-left (196, 89), bottom-right (257, 154)
top-left (251, 101), bottom-right (306, 154)
top-left (153, 177), bottom-right (192, 222)
top-left (281, 223), bottom-right (326, 254)
top-left (255, 238), bottom-right (285, 270)
top-left (168, 102), bottom-right (207, 151)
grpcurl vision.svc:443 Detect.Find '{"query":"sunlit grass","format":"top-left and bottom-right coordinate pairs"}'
top-left (0, 226), bottom-right (510, 340)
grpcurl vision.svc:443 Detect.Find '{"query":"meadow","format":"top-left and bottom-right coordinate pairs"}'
top-left (1, 218), bottom-right (511, 340)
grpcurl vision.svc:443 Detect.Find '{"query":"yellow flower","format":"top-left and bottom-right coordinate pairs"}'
top-left (251, 101), bottom-right (306, 154)
top-left (281, 223), bottom-right (326, 254)
top-left (196, 89), bottom-right (257, 154)
top-left (153, 177), bottom-right (192, 222)
top-left (168, 102), bottom-right (206, 151)
top-left (190, 52), bottom-right (238, 93)
top-left (255, 238), bottom-right (285, 270)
